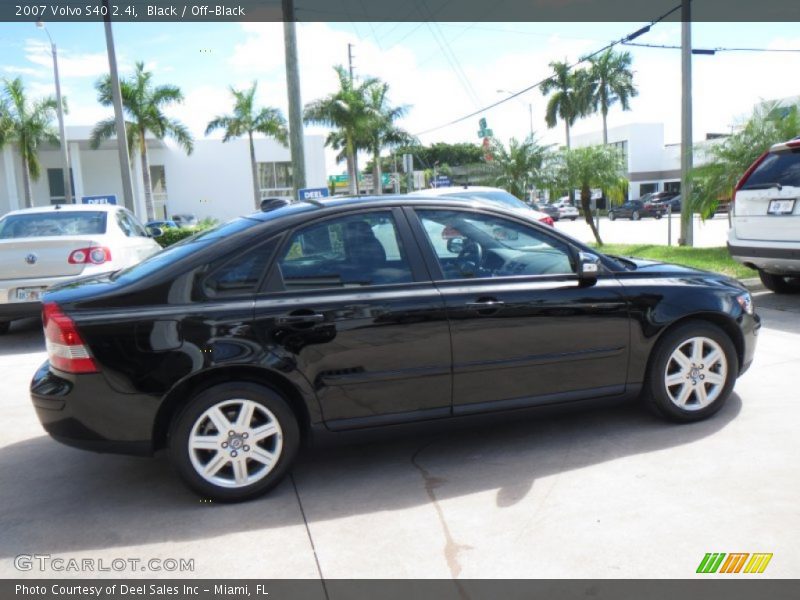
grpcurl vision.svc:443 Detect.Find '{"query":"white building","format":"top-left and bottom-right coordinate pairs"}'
top-left (571, 123), bottom-right (721, 200)
top-left (0, 126), bottom-right (327, 222)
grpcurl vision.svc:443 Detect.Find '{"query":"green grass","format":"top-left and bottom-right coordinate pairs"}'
top-left (590, 244), bottom-right (756, 279)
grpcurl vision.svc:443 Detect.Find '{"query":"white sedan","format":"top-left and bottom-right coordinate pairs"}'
top-left (0, 204), bottom-right (162, 333)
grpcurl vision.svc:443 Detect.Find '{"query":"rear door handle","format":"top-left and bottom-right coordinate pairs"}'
top-left (276, 313), bottom-right (325, 325)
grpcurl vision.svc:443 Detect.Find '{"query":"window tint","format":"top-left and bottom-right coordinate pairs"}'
top-left (0, 211), bottom-right (107, 239)
top-left (277, 211), bottom-right (413, 290)
top-left (122, 210), bottom-right (149, 237)
top-left (203, 238), bottom-right (278, 296)
top-left (417, 209), bottom-right (574, 280)
top-left (440, 190), bottom-right (529, 211)
top-left (744, 152), bottom-right (800, 188)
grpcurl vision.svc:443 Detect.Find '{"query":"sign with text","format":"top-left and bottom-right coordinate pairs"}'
top-left (298, 187), bottom-right (329, 201)
top-left (81, 194), bottom-right (117, 205)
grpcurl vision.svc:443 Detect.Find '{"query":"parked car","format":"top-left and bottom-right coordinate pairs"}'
top-left (171, 214), bottom-right (198, 228)
top-left (642, 192), bottom-right (680, 215)
top-left (555, 203), bottom-right (579, 220)
top-left (30, 195), bottom-right (759, 501)
top-left (728, 138), bottom-right (800, 292)
top-left (649, 194), bottom-right (682, 214)
top-left (607, 199), bottom-right (663, 221)
top-left (529, 201), bottom-right (560, 221)
top-left (145, 219), bottom-right (179, 230)
top-left (0, 204), bottom-right (162, 334)
top-left (408, 186), bottom-right (555, 226)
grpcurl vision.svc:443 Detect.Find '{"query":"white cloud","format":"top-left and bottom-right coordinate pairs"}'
top-left (23, 39), bottom-right (120, 79)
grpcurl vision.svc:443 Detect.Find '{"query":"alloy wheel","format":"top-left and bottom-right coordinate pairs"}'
top-left (187, 399), bottom-right (283, 488)
top-left (663, 336), bottom-right (727, 411)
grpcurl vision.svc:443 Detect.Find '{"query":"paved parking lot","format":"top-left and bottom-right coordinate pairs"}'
top-left (0, 291), bottom-right (798, 579)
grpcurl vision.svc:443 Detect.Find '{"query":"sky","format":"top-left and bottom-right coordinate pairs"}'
top-left (1, 19), bottom-right (800, 175)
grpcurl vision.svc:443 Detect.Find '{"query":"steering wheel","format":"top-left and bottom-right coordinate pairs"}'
top-left (456, 239), bottom-right (483, 277)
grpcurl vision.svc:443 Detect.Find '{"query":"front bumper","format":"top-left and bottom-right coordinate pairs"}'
top-left (739, 312), bottom-right (760, 376)
top-left (0, 301), bottom-right (40, 321)
top-left (30, 361), bottom-right (160, 455)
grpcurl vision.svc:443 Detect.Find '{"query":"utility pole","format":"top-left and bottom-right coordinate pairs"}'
top-left (283, 0), bottom-right (306, 198)
top-left (36, 22), bottom-right (72, 204)
top-left (679, 0), bottom-right (694, 246)
top-left (102, 0), bottom-right (135, 213)
top-left (347, 43), bottom-right (360, 195)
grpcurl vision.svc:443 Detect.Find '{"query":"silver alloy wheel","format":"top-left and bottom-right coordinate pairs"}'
top-left (664, 336), bottom-right (728, 411)
top-left (188, 399), bottom-right (283, 488)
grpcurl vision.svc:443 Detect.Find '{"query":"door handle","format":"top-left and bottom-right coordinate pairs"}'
top-left (276, 312), bottom-right (325, 325)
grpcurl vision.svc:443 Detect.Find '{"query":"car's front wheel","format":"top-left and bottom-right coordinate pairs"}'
top-left (169, 382), bottom-right (300, 502)
top-left (645, 321), bottom-right (737, 422)
top-left (758, 269), bottom-right (800, 294)
top-left (631, 210), bottom-right (641, 221)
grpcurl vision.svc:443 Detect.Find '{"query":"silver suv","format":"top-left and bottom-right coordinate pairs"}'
top-left (728, 139), bottom-right (800, 293)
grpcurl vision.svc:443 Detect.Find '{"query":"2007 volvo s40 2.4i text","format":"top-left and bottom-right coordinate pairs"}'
top-left (30, 196), bottom-right (760, 502)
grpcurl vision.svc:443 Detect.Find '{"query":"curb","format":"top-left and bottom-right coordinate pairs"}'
top-left (739, 277), bottom-right (765, 293)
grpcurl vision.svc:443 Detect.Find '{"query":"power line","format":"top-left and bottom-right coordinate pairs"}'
top-left (411, 3), bottom-right (682, 137)
top-left (623, 41), bottom-right (800, 54)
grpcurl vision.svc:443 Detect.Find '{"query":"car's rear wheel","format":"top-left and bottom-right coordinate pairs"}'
top-left (0, 321), bottom-right (9, 335)
top-left (169, 382), bottom-right (300, 502)
top-left (631, 210), bottom-right (641, 221)
top-left (645, 321), bottom-right (737, 422)
top-left (758, 269), bottom-right (800, 294)
top-left (570, 217), bottom-right (577, 221)
top-left (654, 212), bottom-right (662, 220)
top-left (608, 211), bottom-right (616, 221)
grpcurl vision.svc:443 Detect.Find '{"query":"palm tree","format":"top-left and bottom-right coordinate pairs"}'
top-left (206, 81), bottom-right (289, 209)
top-left (588, 50), bottom-right (638, 145)
top-left (1, 78), bottom-right (60, 208)
top-left (487, 135), bottom-right (549, 200)
top-left (363, 81), bottom-right (415, 195)
top-left (540, 62), bottom-right (592, 149)
top-left (91, 62), bottom-right (193, 221)
top-left (304, 65), bottom-right (377, 195)
top-left (555, 145), bottom-right (627, 245)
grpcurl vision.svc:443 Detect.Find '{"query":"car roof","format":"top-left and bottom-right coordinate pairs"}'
top-left (246, 194), bottom-right (538, 222)
top-left (1, 204), bottom-right (124, 218)
top-left (407, 185), bottom-right (512, 197)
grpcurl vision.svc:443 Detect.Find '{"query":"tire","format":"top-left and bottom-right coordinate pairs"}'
top-left (570, 217), bottom-right (577, 221)
top-left (0, 321), bottom-right (9, 335)
top-left (169, 382), bottom-right (300, 502)
top-left (654, 213), bottom-right (662, 220)
top-left (645, 320), bottom-right (738, 423)
top-left (608, 211), bottom-right (616, 221)
top-left (631, 211), bottom-right (641, 221)
top-left (758, 269), bottom-right (800, 294)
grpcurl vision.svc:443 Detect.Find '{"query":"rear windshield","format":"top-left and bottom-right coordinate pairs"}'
top-left (110, 217), bottom-right (261, 283)
top-left (744, 151), bottom-right (800, 188)
top-left (0, 211), bottom-right (107, 239)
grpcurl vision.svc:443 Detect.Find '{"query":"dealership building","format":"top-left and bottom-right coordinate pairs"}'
top-left (0, 126), bottom-right (328, 222)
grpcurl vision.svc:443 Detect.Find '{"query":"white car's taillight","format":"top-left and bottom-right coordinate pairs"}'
top-left (43, 303), bottom-right (98, 374)
top-left (68, 247), bottom-right (111, 265)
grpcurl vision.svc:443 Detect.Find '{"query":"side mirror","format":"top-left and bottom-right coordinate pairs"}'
top-left (577, 251), bottom-right (600, 286)
top-left (147, 226), bottom-right (164, 238)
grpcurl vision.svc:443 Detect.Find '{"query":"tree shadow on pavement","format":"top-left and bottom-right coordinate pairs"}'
top-left (0, 393), bottom-right (741, 558)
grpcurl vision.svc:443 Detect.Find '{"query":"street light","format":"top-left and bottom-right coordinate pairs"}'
top-left (36, 21), bottom-right (72, 204)
top-left (497, 89), bottom-right (534, 139)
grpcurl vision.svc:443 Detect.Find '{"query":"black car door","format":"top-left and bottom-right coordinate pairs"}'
top-left (406, 206), bottom-right (630, 414)
top-left (251, 207), bottom-right (452, 430)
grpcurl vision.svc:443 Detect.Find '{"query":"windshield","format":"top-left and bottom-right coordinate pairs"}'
top-left (0, 211), bottom-right (107, 239)
top-left (440, 190), bottom-right (530, 211)
top-left (110, 217), bottom-right (260, 283)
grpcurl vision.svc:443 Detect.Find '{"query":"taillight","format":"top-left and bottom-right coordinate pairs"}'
top-left (42, 303), bottom-right (98, 374)
top-left (68, 247), bottom-right (111, 265)
top-left (539, 216), bottom-right (555, 227)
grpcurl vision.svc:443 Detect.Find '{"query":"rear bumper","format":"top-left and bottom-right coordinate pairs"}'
top-left (30, 361), bottom-right (159, 456)
top-left (727, 231), bottom-right (800, 275)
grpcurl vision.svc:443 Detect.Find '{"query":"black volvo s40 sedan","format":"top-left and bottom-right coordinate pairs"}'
top-left (30, 196), bottom-right (760, 502)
